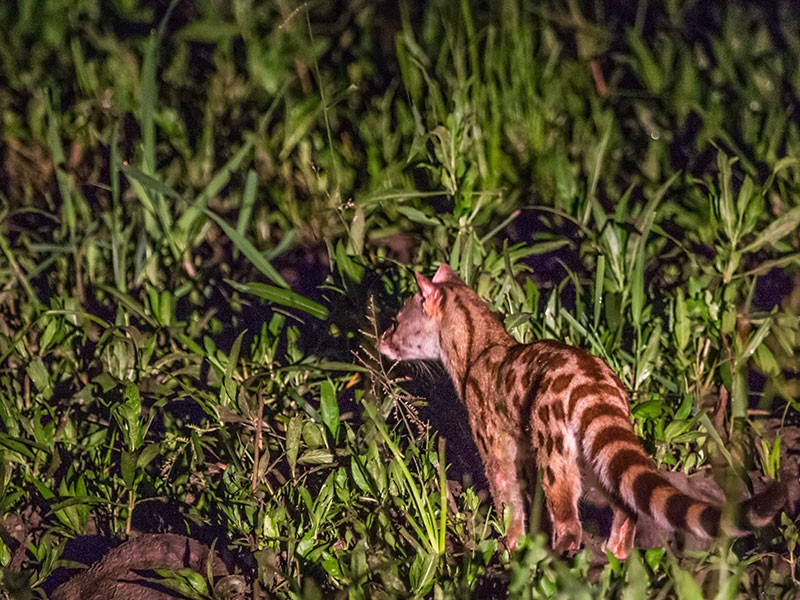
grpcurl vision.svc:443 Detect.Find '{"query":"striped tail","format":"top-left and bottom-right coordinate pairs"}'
top-left (574, 386), bottom-right (786, 538)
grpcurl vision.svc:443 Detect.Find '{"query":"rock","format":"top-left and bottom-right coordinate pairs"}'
top-left (51, 533), bottom-right (238, 600)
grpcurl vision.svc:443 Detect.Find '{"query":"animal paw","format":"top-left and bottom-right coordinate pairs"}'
top-left (603, 513), bottom-right (635, 560)
top-left (552, 523), bottom-right (582, 556)
top-left (601, 538), bottom-right (629, 560)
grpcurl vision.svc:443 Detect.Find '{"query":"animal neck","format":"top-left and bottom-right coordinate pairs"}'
top-left (437, 289), bottom-right (515, 397)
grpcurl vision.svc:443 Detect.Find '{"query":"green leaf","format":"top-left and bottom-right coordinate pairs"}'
top-left (321, 557), bottom-right (343, 579)
top-left (121, 449), bottom-right (137, 489)
top-left (631, 399), bottom-right (663, 419)
top-left (29, 477), bottom-right (55, 501)
top-left (740, 317), bottom-right (773, 361)
top-left (26, 358), bottom-right (53, 400)
top-left (346, 204), bottom-right (366, 256)
top-left (48, 494), bottom-right (97, 515)
top-left (285, 415), bottom-right (302, 478)
top-left (670, 558), bottom-right (704, 600)
top-left (0, 434), bottom-right (37, 460)
top-left (664, 419), bottom-right (691, 442)
top-left (754, 343), bottom-right (780, 376)
top-left (735, 175), bottom-right (755, 220)
top-left (319, 380), bottom-right (340, 441)
top-left (350, 455), bottom-right (372, 494)
top-left (504, 312), bottom-right (532, 331)
top-left (117, 382), bottom-right (143, 451)
top-left (630, 238), bottom-right (645, 329)
top-left (674, 288), bottom-right (689, 353)
top-left (139, 0), bottom-right (178, 169)
top-left (334, 240), bottom-right (365, 285)
top-left (627, 31), bottom-right (663, 93)
top-left (225, 330), bottom-right (245, 407)
top-left (593, 254), bottom-right (605, 329)
top-left (674, 394), bottom-right (693, 421)
top-left (743, 252), bottom-right (800, 277)
top-left (0, 232), bottom-right (39, 305)
top-left (350, 540), bottom-right (368, 581)
top-left (409, 551), bottom-right (438, 595)
top-left (621, 550), bottom-right (648, 600)
top-left (697, 413), bottom-right (743, 479)
top-left (225, 279), bottom-right (328, 320)
top-left (206, 208), bottom-right (287, 288)
top-left (396, 205), bottom-right (441, 226)
top-left (137, 443), bottom-right (162, 470)
top-left (366, 442), bottom-right (388, 493)
top-left (298, 449), bottom-right (335, 465)
top-left (120, 164), bottom-right (181, 200)
top-left (302, 421), bottom-right (325, 449)
top-left (761, 156), bottom-right (800, 193)
top-left (234, 169), bottom-right (258, 259)
top-left (45, 91), bottom-right (76, 239)
top-left (96, 284), bottom-right (156, 325)
top-left (177, 20), bottom-right (240, 42)
top-left (716, 154), bottom-right (737, 242)
top-left (174, 136), bottom-right (255, 240)
top-left (526, 238), bottom-right (572, 255)
top-left (644, 547), bottom-right (665, 572)
top-left (635, 322), bottom-right (661, 389)
top-left (151, 568), bottom-right (209, 596)
top-left (741, 206), bottom-right (800, 254)
top-left (140, 35), bottom-right (157, 172)
top-left (363, 401), bottom-right (440, 553)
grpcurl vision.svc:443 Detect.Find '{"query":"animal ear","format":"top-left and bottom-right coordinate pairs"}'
top-left (432, 264), bottom-right (459, 284)
top-left (415, 272), bottom-right (443, 317)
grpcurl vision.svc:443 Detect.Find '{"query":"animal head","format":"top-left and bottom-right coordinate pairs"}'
top-left (377, 264), bottom-right (461, 362)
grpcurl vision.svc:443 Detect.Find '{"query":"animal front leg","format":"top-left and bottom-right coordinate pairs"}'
top-left (488, 462), bottom-right (527, 548)
top-left (480, 440), bottom-right (528, 550)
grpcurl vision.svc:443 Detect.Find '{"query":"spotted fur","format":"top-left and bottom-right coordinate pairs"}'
top-left (378, 264), bottom-right (785, 558)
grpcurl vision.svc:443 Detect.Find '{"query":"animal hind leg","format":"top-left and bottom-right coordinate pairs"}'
top-left (603, 505), bottom-right (636, 560)
top-left (583, 467), bottom-right (637, 560)
top-left (538, 430), bottom-right (583, 554)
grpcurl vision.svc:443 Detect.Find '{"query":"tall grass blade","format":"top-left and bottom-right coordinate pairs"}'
top-left (120, 164), bottom-right (181, 200)
top-left (437, 437), bottom-right (447, 554)
top-left (141, 35), bottom-right (157, 174)
top-left (225, 279), bottom-right (328, 321)
top-left (45, 90), bottom-right (75, 240)
top-left (0, 232), bottom-right (39, 306)
top-left (593, 254), bottom-right (605, 329)
top-left (206, 208), bottom-right (287, 288)
top-left (178, 139), bottom-right (255, 236)
top-left (584, 117), bottom-right (613, 226)
top-left (140, 0), bottom-right (179, 173)
top-left (741, 206), bottom-right (800, 254)
top-left (234, 169), bottom-right (258, 259)
top-left (110, 122), bottom-right (127, 292)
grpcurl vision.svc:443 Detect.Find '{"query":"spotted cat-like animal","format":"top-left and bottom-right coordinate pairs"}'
top-left (378, 264), bottom-right (785, 558)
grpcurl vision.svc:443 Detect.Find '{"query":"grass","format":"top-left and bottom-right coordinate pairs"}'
top-left (1, 0), bottom-right (799, 597)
